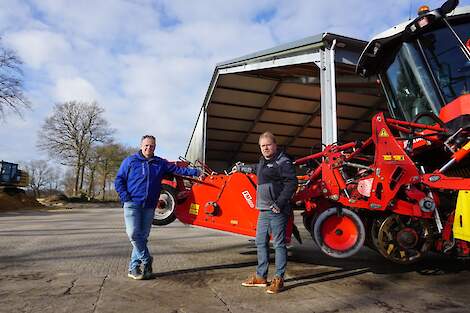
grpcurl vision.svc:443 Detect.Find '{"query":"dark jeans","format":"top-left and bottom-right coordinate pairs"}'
top-left (255, 210), bottom-right (288, 279)
top-left (123, 202), bottom-right (154, 271)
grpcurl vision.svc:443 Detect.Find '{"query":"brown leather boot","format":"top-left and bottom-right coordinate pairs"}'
top-left (266, 276), bottom-right (284, 294)
top-left (241, 273), bottom-right (268, 287)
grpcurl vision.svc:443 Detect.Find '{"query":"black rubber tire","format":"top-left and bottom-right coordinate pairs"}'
top-left (152, 184), bottom-right (177, 226)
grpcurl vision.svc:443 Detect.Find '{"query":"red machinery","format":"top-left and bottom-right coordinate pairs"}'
top-left (155, 163), bottom-right (298, 243)
top-left (294, 110), bottom-right (470, 263)
top-left (155, 0), bottom-right (470, 264)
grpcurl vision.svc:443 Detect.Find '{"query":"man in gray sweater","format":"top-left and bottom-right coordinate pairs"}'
top-left (238, 132), bottom-right (298, 294)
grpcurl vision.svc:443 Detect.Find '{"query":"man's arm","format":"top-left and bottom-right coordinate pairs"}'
top-left (274, 159), bottom-right (298, 210)
top-left (114, 158), bottom-right (131, 203)
top-left (165, 161), bottom-right (200, 177)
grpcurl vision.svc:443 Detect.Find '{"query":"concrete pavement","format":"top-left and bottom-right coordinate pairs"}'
top-left (0, 207), bottom-right (469, 313)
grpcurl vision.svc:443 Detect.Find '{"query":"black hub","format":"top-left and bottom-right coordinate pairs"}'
top-left (397, 227), bottom-right (419, 249)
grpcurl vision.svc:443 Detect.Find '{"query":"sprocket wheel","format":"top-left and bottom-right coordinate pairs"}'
top-left (372, 214), bottom-right (432, 264)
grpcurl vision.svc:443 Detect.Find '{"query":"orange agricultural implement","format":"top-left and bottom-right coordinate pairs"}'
top-left (157, 166), bottom-right (298, 243)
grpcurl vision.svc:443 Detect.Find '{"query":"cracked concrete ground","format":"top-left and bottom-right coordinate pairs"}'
top-left (0, 207), bottom-right (469, 313)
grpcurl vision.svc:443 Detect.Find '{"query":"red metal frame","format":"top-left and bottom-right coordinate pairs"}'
top-left (294, 112), bottom-right (469, 218)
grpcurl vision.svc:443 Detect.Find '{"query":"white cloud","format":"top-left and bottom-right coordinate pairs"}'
top-left (263, 0), bottom-right (469, 43)
top-left (29, 0), bottom-right (160, 42)
top-left (3, 30), bottom-right (71, 69)
top-left (160, 0), bottom-right (276, 23)
top-left (53, 77), bottom-right (99, 102)
top-left (0, 0), bottom-right (38, 33)
top-left (112, 53), bottom-right (209, 153)
top-left (0, 115), bottom-right (47, 162)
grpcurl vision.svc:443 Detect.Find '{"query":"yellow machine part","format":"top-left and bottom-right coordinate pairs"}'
top-left (453, 190), bottom-right (470, 242)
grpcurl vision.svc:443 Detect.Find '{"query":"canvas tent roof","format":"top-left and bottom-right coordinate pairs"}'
top-left (185, 33), bottom-right (386, 171)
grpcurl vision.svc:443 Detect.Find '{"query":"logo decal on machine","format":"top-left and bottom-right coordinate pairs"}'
top-left (383, 155), bottom-right (405, 161)
top-left (242, 190), bottom-right (255, 208)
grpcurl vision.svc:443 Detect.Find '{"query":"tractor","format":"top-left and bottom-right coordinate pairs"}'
top-left (155, 0), bottom-right (470, 264)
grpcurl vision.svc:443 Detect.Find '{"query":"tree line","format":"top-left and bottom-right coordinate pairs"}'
top-left (21, 101), bottom-right (134, 200)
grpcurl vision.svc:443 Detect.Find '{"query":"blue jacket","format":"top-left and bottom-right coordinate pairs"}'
top-left (114, 152), bottom-right (199, 209)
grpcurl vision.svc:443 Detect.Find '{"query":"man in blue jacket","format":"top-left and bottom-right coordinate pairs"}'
top-left (115, 135), bottom-right (199, 280)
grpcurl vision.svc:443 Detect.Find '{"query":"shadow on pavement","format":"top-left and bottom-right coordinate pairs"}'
top-left (149, 260), bottom-right (258, 279)
top-left (284, 267), bottom-right (371, 290)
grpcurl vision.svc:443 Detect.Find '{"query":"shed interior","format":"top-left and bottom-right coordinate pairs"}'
top-left (188, 34), bottom-right (388, 171)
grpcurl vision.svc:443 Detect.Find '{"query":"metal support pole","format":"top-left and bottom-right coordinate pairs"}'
top-left (319, 40), bottom-right (338, 146)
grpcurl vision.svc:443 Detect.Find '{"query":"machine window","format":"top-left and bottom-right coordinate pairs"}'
top-left (419, 21), bottom-right (470, 104)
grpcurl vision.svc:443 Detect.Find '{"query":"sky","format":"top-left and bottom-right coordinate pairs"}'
top-left (0, 0), bottom-right (468, 166)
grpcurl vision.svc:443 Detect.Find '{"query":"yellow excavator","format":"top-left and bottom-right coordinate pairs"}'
top-left (0, 161), bottom-right (29, 190)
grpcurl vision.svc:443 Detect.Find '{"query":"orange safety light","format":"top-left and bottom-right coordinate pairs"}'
top-left (418, 5), bottom-right (430, 15)
top-left (466, 39), bottom-right (470, 52)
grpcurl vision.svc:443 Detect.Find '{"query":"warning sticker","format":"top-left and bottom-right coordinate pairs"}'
top-left (189, 203), bottom-right (199, 215)
top-left (379, 128), bottom-right (389, 137)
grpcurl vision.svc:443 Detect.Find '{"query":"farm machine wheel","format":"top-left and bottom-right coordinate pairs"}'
top-left (371, 214), bottom-right (432, 264)
top-left (313, 208), bottom-right (365, 258)
top-left (152, 185), bottom-right (177, 226)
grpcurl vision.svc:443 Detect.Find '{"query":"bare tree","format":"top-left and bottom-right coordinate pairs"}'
top-left (37, 101), bottom-right (113, 196)
top-left (86, 149), bottom-right (98, 199)
top-left (24, 160), bottom-right (53, 197)
top-left (98, 143), bottom-right (131, 200)
top-left (0, 38), bottom-right (30, 119)
top-left (85, 143), bottom-right (130, 200)
top-left (48, 167), bottom-right (62, 195)
top-left (62, 169), bottom-right (76, 196)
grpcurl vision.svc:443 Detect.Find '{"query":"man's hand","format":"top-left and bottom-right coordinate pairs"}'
top-left (230, 165), bottom-right (238, 173)
top-left (270, 203), bottom-right (281, 214)
top-left (229, 162), bottom-right (244, 174)
top-left (232, 162), bottom-right (255, 174)
top-left (195, 168), bottom-right (206, 180)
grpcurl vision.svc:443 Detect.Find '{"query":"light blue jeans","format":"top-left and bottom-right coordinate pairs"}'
top-left (123, 202), bottom-right (155, 271)
top-left (255, 210), bottom-right (289, 279)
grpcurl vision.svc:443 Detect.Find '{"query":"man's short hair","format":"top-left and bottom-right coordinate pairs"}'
top-left (141, 135), bottom-right (156, 142)
top-left (259, 131), bottom-right (276, 144)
